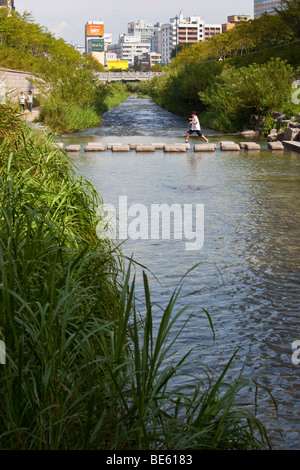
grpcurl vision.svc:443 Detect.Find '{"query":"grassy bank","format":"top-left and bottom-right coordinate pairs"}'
top-left (39, 82), bottom-right (130, 135)
top-left (0, 9), bottom-right (131, 135)
top-left (0, 105), bottom-right (277, 449)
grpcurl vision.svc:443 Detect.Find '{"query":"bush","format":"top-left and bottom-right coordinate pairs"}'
top-left (40, 102), bottom-right (101, 134)
top-left (199, 59), bottom-right (296, 131)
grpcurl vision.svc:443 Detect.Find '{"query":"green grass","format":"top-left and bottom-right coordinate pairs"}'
top-left (0, 112), bottom-right (277, 449)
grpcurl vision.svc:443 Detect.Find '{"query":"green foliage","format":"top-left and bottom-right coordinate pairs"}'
top-left (146, 11), bottom-right (299, 129)
top-left (263, 117), bottom-right (277, 136)
top-left (126, 81), bottom-right (152, 98)
top-left (276, 0), bottom-right (300, 38)
top-left (149, 62), bottom-right (223, 115)
top-left (199, 59), bottom-right (295, 131)
top-left (40, 102), bottom-right (101, 134)
top-left (94, 82), bottom-right (129, 115)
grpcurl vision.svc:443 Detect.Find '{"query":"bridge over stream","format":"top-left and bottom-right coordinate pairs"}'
top-left (97, 71), bottom-right (163, 83)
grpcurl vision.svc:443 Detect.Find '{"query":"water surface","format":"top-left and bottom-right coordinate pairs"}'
top-left (62, 98), bottom-right (300, 449)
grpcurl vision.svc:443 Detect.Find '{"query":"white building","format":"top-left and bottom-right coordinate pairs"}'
top-left (161, 11), bottom-right (222, 65)
top-left (105, 51), bottom-right (117, 67)
top-left (127, 20), bottom-right (161, 43)
top-left (74, 44), bottom-right (85, 55)
top-left (108, 34), bottom-right (151, 66)
top-left (104, 33), bottom-right (113, 51)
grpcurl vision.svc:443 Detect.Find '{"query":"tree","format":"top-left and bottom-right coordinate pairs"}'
top-left (276, 0), bottom-right (300, 38)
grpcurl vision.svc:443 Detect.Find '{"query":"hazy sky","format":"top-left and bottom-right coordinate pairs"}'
top-left (16, 0), bottom-right (254, 45)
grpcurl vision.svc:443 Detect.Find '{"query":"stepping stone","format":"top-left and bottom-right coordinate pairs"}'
top-left (163, 144), bottom-right (188, 152)
top-left (84, 143), bottom-right (105, 152)
top-left (194, 143), bottom-right (216, 152)
top-left (111, 144), bottom-right (130, 152)
top-left (268, 142), bottom-right (284, 151)
top-left (240, 142), bottom-right (261, 150)
top-left (151, 143), bottom-right (166, 149)
top-left (54, 142), bottom-right (64, 149)
top-left (241, 130), bottom-right (258, 137)
top-left (136, 145), bottom-right (156, 152)
top-left (220, 141), bottom-right (240, 151)
top-left (129, 143), bottom-right (141, 149)
top-left (107, 143), bottom-right (122, 149)
top-left (65, 145), bottom-right (81, 152)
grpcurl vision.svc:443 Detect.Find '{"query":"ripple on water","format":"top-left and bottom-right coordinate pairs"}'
top-left (64, 98), bottom-right (300, 449)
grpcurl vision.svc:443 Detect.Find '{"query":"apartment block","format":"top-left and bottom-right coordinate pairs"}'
top-left (134, 52), bottom-right (162, 68)
top-left (254, 0), bottom-right (283, 18)
top-left (161, 12), bottom-right (221, 65)
top-left (222, 14), bottom-right (251, 33)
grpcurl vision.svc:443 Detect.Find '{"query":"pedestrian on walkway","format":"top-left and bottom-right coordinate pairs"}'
top-left (19, 92), bottom-right (26, 111)
top-left (26, 90), bottom-right (33, 112)
top-left (186, 111), bottom-right (209, 143)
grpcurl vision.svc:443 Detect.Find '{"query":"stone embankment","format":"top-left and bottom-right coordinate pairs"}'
top-left (267, 111), bottom-right (300, 143)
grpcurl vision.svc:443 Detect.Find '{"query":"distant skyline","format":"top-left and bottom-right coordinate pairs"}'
top-left (16, 0), bottom-right (254, 45)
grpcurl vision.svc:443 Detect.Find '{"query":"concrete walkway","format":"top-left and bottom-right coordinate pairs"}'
top-left (283, 141), bottom-right (300, 153)
top-left (21, 106), bottom-right (41, 123)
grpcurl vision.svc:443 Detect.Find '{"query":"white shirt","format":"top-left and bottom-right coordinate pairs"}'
top-left (27, 94), bottom-right (33, 103)
top-left (191, 116), bottom-right (201, 131)
top-left (19, 95), bottom-right (25, 104)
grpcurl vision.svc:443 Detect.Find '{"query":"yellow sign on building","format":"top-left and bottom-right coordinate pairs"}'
top-left (107, 61), bottom-right (129, 70)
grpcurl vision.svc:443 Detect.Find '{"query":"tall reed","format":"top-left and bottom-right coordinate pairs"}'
top-left (0, 122), bottom-right (277, 449)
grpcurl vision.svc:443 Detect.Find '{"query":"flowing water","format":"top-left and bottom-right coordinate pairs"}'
top-left (62, 97), bottom-right (300, 449)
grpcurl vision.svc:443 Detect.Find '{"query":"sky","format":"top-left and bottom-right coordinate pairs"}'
top-left (16, 0), bottom-right (254, 45)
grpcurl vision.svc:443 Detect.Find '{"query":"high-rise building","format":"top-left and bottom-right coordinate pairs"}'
top-left (85, 21), bottom-right (105, 65)
top-left (127, 20), bottom-right (161, 43)
top-left (0, 1), bottom-right (15, 11)
top-left (161, 11), bottom-right (222, 65)
top-left (254, 0), bottom-right (283, 19)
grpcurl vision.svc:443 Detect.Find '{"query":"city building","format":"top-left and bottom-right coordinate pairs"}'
top-left (85, 21), bottom-right (105, 65)
top-left (107, 34), bottom-right (151, 66)
top-left (161, 11), bottom-right (222, 65)
top-left (134, 52), bottom-right (162, 68)
top-left (103, 33), bottom-right (113, 51)
top-left (127, 20), bottom-right (161, 43)
top-left (74, 44), bottom-right (85, 54)
top-left (105, 51), bottom-right (117, 67)
top-left (0, 0), bottom-right (15, 11)
top-left (151, 29), bottom-right (162, 54)
top-left (254, 0), bottom-right (283, 19)
top-left (222, 14), bottom-right (251, 33)
top-left (204, 24), bottom-right (222, 40)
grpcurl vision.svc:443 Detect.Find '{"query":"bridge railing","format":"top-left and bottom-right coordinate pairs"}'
top-left (97, 71), bottom-right (163, 82)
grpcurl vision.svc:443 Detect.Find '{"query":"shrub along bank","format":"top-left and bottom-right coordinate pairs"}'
top-left (0, 9), bottom-right (130, 134)
top-left (142, 2), bottom-right (300, 132)
top-left (0, 105), bottom-right (277, 450)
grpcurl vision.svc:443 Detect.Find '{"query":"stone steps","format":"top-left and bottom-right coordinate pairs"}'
top-left (59, 141), bottom-right (299, 153)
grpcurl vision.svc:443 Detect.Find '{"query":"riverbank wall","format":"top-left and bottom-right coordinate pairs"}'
top-left (0, 68), bottom-right (35, 104)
